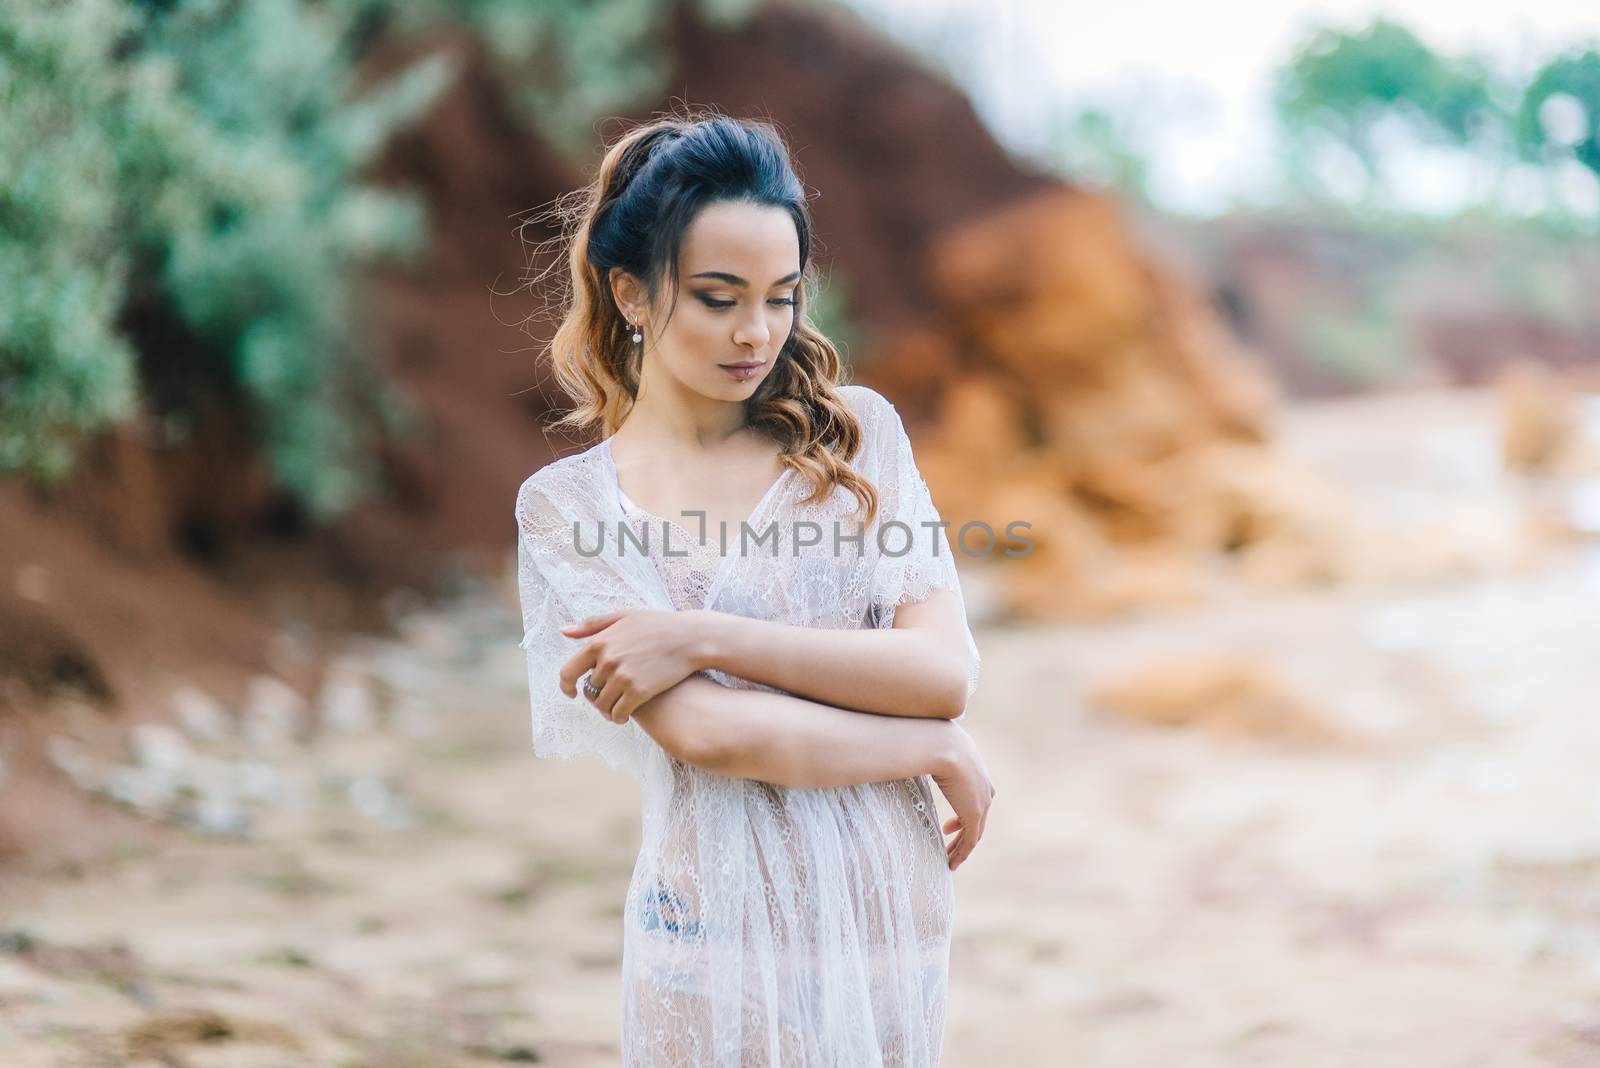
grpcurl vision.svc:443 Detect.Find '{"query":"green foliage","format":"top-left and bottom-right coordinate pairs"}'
top-left (0, 1), bottom-right (142, 479)
top-left (3, 0), bottom-right (771, 516)
top-left (501, 0), bottom-right (677, 158)
top-left (1516, 48), bottom-right (1600, 180)
top-left (498, 0), bottom-right (762, 158)
top-left (330, 0), bottom-right (762, 160)
top-left (1270, 17), bottom-right (1600, 231)
top-left (132, 0), bottom-right (452, 516)
top-left (1, 0), bottom-right (451, 515)
top-left (1274, 18), bottom-right (1500, 193)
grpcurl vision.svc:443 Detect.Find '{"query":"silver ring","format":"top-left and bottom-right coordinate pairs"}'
top-left (582, 676), bottom-right (601, 699)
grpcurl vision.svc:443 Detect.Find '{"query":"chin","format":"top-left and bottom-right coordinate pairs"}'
top-left (709, 371), bottom-right (768, 393)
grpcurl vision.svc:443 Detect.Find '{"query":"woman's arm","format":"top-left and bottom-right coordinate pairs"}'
top-left (561, 590), bottom-right (972, 722)
top-left (631, 673), bottom-right (953, 786)
top-left (631, 672), bottom-right (995, 868)
top-left (695, 589), bottom-right (971, 720)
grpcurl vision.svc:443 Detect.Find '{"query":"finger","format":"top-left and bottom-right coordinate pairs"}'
top-left (948, 809), bottom-right (972, 842)
top-left (941, 816), bottom-right (960, 833)
top-left (595, 674), bottom-right (627, 723)
top-left (952, 811), bottom-right (979, 868)
top-left (947, 832), bottom-right (967, 870)
top-left (580, 668), bottom-right (609, 711)
top-left (559, 645), bottom-right (600, 698)
top-left (561, 611), bottom-right (624, 636)
top-left (584, 672), bottom-right (608, 713)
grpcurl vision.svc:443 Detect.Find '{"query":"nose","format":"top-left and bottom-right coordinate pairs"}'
top-left (732, 306), bottom-right (771, 350)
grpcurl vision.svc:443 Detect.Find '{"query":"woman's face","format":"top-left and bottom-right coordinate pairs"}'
top-left (623, 199), bottom-right (801, 402)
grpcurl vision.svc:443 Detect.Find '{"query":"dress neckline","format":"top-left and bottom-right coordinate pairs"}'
top-left (600, 435), bottom-right (793, 546)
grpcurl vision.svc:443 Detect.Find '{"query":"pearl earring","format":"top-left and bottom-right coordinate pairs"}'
top-left (630, 320), bottom-right (643, 344)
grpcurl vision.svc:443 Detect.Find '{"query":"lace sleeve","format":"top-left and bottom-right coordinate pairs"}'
top-left (852, 386), bottom-right (982, 712)
top-left (514, 474), bottom-right (652, 778)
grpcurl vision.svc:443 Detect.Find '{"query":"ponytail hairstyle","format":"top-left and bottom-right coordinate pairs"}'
top-left (531, 105), bottom-right (879, 524)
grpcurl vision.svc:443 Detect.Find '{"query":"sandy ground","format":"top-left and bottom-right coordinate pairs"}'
top-left (3, 388), bottom-right (1599, 1067)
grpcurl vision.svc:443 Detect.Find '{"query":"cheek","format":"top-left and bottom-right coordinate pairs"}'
top-left (675, 313), bottom-right (732, 362)
top-left (697, 306), bottom-right (732, 339)
top-left (667, 306), bottom-right (722, 349)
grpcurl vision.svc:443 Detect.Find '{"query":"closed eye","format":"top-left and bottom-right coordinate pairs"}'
top-left (697, 295), bottom-right (798, 310)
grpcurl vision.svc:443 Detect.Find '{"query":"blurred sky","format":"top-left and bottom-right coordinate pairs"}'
top-left (847, 0), bottom-right (1600, 215)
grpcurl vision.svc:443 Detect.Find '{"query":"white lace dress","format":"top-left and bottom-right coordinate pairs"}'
top-left (515, 384), bottom-right (981, 1066)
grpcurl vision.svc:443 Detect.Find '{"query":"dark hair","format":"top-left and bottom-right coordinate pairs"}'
top-left (536, 105), bottom-right (878, 522)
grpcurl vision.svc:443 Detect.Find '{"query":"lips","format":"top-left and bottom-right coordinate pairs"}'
top-left (719, 360), bottom-right (764, 382)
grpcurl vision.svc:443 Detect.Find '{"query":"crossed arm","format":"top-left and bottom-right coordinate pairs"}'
top-left (553, 588), bottom-right (991, 869)
top-left (620, 668), bottom-right (992, 870)
top-left (558, 588), bottom-right (971, 725)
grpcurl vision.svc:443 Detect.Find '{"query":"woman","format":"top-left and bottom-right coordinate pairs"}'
top-left (515, 110), bottom-right (995, 1066)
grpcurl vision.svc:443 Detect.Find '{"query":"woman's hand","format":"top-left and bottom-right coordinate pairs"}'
top-left (559, 609), bottom-right (711, 725)
top-left (930, 724), bottom-right (996, 871)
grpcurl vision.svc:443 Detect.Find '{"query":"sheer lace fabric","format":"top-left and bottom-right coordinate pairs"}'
top-left (515, 385), bottom-right (981, 1066)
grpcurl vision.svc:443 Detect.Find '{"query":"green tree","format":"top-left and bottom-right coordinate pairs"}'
top-left (1516, 48), bottom-right (1600, 182)
top-left (136, 0), bottom-right (456, 517)
top-left (1, 0), bottom-right (451, 515)
top-left (0, 1), bottom-right (144, 479)
top-left (329, 0), bottom-right (762, 158)
top-left (1273, 18), bottom-right (1501, 199)
top-left (2, 0), bottom-right (764, 515)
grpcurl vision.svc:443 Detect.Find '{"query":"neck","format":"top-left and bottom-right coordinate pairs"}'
top-left (616, 370), bottom-right (749, 452)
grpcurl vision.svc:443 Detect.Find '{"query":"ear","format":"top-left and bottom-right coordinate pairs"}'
top-left (609, 267), bottom-right (647, 325)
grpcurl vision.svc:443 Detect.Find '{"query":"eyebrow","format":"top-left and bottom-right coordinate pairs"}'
top-left (689, 270), bottom-right (801, 288)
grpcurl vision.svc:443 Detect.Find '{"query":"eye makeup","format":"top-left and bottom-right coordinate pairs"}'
top-left (694, 292), bottom-right (799, 310)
